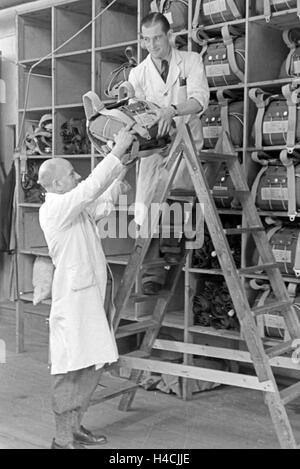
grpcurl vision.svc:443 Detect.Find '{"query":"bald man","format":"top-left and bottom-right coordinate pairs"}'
top-left (38, 128), bottom-right (134, 449)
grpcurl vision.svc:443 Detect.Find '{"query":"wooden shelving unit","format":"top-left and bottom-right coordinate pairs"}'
top-left (14, 0), bottom-right (300, 393)
top-left (15, 0), bottom-right (149, 352)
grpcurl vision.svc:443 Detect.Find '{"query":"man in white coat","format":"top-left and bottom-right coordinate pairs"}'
top-left (38, 127), bottom-right (134, 449)
top-left (129, 12), bottom-right (210, 295)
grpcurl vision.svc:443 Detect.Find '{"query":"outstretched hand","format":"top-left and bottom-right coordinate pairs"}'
top-left (113, 124), bottom-right (135, 159)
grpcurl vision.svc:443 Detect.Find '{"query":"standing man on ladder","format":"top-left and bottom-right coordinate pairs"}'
top-left (129, 12), bottom-right (209, 295)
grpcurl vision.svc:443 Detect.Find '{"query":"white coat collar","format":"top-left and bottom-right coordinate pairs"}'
top-left (146, 48), bottom-right (183, 91)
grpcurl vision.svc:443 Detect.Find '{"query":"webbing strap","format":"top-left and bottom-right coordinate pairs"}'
top-left (150, 0), bottom-right (159, 12)
top-left (221, 25), bottom-right (244, 82)
top-left (192, 0), bottom-right (202, 28)
top-left (227, 0), bottom-right (242, 18)
top-left (251, 165), bottom-right (268, 205)
top-left (294, 230), bottom-right (300, 276)
top-left (280, 149), bottom-right (297, 221)
top-left (282, 29), bottom-right (297, 77)
top-left (263, 0), bottom-right (271, 22)
top-left (282, 84), bottom-right (300, 152)
top-left (83, 91), bottom-right (105, 121)
top-left (217, 90), bottom-right (230, 134)
top-left (249, 88), bottom-right (272, 148)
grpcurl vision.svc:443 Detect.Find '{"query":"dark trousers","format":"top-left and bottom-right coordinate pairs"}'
top-left (51, 270), bottom-right (112, 445)
top-left (52, 366), bottom-right (103, 445)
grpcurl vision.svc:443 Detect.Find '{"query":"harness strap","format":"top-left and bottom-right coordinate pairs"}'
top-left (249, 88), bottom-right (272, 148)
top-left (280, 149), bottom-right (297, 221)
top-left (192, 0), bottom-right (202, 28)
top-left (282, 83), bottom-right (300, 153)
top-left (227, 0), bottom-right (242, 18)
top-left (221, 25), bottom-right (244, 82)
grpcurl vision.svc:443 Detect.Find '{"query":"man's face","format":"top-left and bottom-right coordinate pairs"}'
top-left (141, 22), bottom-right (171, 60)
top-left (55, 161), bottom-right (81, 193)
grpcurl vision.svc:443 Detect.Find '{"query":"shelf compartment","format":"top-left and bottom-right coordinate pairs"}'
top-left (18, 8), bottom-right (52, 62)
top-left (19, 61), bottom-right (52, 110)
top-left (20, 208), bottom-right (47, 251)
top-left (54, 53), bottom-right (92, 107)
top-left (248, 22), bottom-right (288, 83)
top-left (54, 0), bottom-right (92, 55)
top-left (95, 0), bottom-right (138, 48)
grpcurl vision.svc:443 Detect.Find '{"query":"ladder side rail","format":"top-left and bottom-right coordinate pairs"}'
top-left (113, 136), bottom-right (184, 330)
top-left (228, 157), bottom-right (300, 341)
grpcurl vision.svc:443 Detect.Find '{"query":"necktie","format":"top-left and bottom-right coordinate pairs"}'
top-left (161, 59), bottom-right (169, 83)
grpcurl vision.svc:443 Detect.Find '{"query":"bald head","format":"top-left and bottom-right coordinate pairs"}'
top-left (38, 158), bottom-right (81, 194)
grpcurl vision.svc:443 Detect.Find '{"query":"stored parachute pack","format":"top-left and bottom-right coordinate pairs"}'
top-left (24, 114), bottom-right (52, 156)
top-left (150, 0), bottom-right (189, 31)
top-left (250, 85), bottom-right (300, 150)
top-left (252, 221), bottom-right (300, 277)
top-left (251, 152), bottom-right (300, 221)
top-left (249, 279), bottom-right (300, 340)
top-left (201, 89), bottom-right (244, 149)
top-left (193, 25), bottom-right (245, 87)
top-left (83, 82), bottom-right (172, 160)
top-left (193, 0), bottom-right (245, 26)
top-left (255, 0), bottom-right (300, 21)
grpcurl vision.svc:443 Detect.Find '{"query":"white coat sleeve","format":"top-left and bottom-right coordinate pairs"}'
top-left (46, 153), bottom-right (124, 230)
top-left (186, 53), bottom-right (210, 113)
top-left (88, 179), bottom-right (132, 221)
top-left (128, 67), bottom-right (146, 101)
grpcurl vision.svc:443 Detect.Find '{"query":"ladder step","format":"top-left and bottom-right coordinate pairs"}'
top-left (199, 151), bottom-right (236, 162)
top-left (224, 227), bottom-right (265, 235)
top-left (238, 263), bottom-right (279, 276)
top-left (130, 291), bottom-right (169, 303)
top-left (116, 319), bottom-right (157, 339)
top-left (266, 339), bottom-right (295, 359)
top-left (141, 259), bottom-right (169, 268)
top-left (280, 381), bottom-right (300, 406)
top-left (252, 301), bottom-right (293, 317)
top-left (90, 380), bottom-right (139, 406)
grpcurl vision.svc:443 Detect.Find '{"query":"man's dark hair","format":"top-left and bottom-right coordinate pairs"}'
top-left (141, 12), bottom-right (171, 34)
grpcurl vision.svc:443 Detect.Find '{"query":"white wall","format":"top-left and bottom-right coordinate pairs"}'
top-left (0, 12), bottom-right (17, 173)
top-left (0, 12), bottom-right (17, 302)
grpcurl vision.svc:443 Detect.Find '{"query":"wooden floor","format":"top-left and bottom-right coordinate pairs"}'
top-left (1, 307), bottom-right (300, 449)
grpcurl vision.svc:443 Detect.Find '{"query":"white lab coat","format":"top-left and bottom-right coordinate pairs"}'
top-left (129, 48), bottom-right (210, 224)
top-left (39, 154), bottom-right (125, 375)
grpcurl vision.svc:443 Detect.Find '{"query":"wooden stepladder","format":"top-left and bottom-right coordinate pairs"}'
top-left (96, 124), bottom-right (300, 449)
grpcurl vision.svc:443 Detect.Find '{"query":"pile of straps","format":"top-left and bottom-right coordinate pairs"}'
top-left (24, 114), bottom-right (52, 156)
top-left (21, 160), bottom-right (45, 204)
top-left (60, 118), bottom-right (91, 155)
top-left (104, 46), bottom-right (137, 99)
top-left (193, 280), bottom-right (239, 331)
top-left (192, 225), bottom-right (241, 270)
